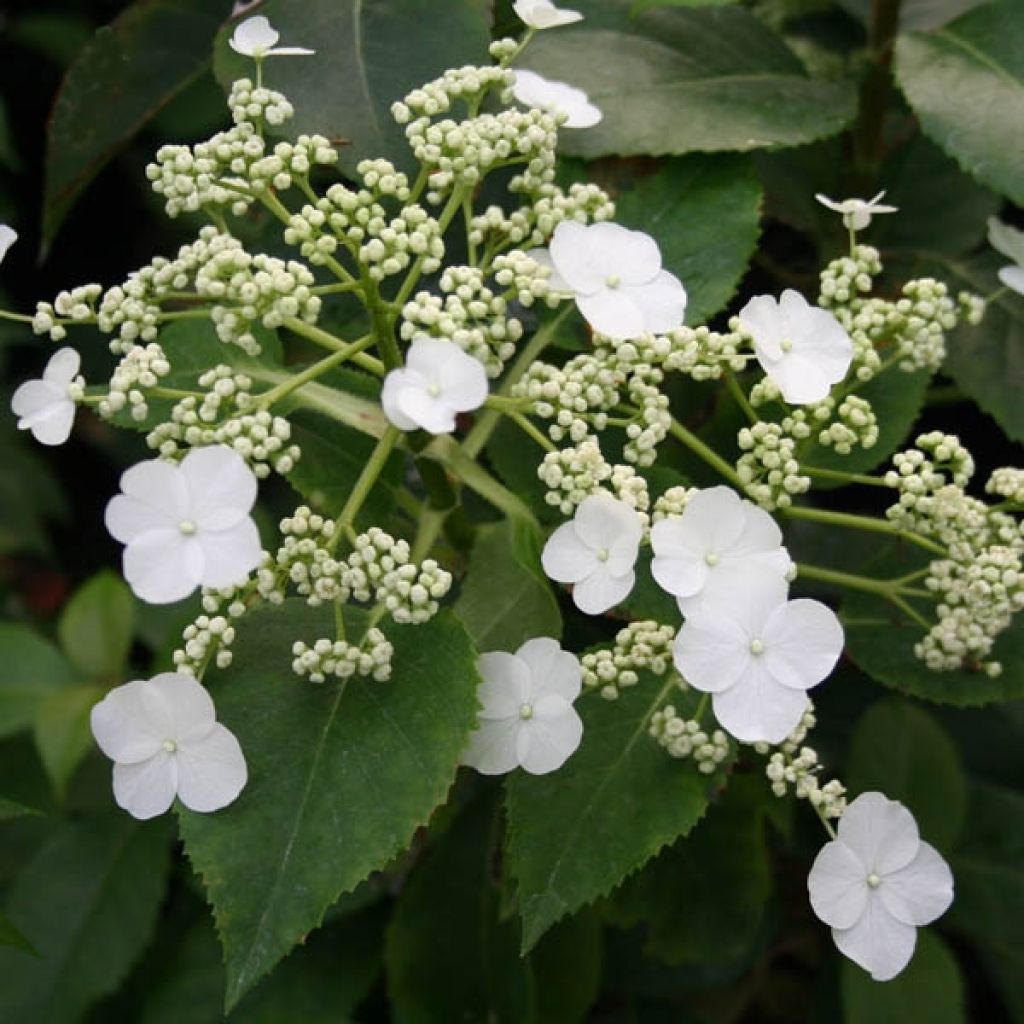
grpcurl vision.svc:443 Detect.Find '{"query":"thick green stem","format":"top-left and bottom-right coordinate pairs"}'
top-left (851, 0), bottom-right (904, 175)
top-left (256, 335), bottom-right (372, 408)
top-left (667, 418), bottom-right (745, 490)
top-left (334, 425), bottom-right (402, 540)
top-left (281, 317), bottom-right (385, 376)
top-left (783, 504), bottom-right (948, 558)
top-left (259, 190), bottom-right (294, 228)
top-left (365, 278), bottom-right (402, 371)
top-left (796, 562), bottom-right (933, 600)
top-left (0, 310), bottom-right (35, 324)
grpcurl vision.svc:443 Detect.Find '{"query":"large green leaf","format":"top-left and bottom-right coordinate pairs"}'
top-left (505, 673), bottom-right (712, 951)
top-left (33, 685), bottom-right (104, 800)
top-left (0, 912), bottom-right (35, 956)
top-left (895, 0), bottom-right (1024, 206)
top-left (177, 600), bottom-right (481, 1008)
top-left (0, 624), bottom-right (77, 739)
top-left (213, 0), bottom-right (491, 175)
top-left (43, 0), bottom-right (231, 249)
top-left (838, 0), bottom-right (989, 31)
top-left (521, 0), bottom-right (857, 159)
top-left (58, 571), bottom-right (135, 681)
top-left (0, 817), bottom-right (172, 1023)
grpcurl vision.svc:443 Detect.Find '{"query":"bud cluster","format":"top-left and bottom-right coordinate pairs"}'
top-left (581, 620), bottom-right (676, 700)
top-left (291, 629), bottom-right (394, 684)
top-left (649, 705), bottom-right (730, 774)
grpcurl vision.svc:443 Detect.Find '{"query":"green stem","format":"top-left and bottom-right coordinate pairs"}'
top-left (157, 309), bottom-right (210, 322)
top-left (813, 800), bottom-right (838, 841)
top-left (365, 277), bottom-right (402, 371)
top-left (431, 437), bottom-right (537, 524)
top-left (256, 335), bottom-right (372, 407)
top-left (886, 593), bottom-right (932, 630)
top-left (667, 417), bottom-right (745, 490)
top-left (464, 194), bottom-right (478, 266)
top-left (724, 372), bottom-right (758, 424)
top-left (334, 425), bottom-right (402, 539)
top-left (851, 0), bottom-right (903, 174)
top-left (393, 186), bottom-right (467, 307)
top-left (311, 282), bottom-right (362, 296)
top-left (281, 317), bottom-right (385, 376)
top-left (510, 410), bottom-right (556, 451)
top-left (411, 504), bottom-right (448, 563)
top-left (783, 505), bottom-right (948, 558)
top-left (0, 310), bottom-right (36, 323)
top-left (803, 465), bottom-right (891, 488)
top-left (796, 562), bottom-right (933, 600)
top-left (259, 190), bottom-right (294, 228)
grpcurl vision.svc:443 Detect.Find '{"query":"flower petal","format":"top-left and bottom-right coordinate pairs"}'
top-left (108, 459), bottom-right (190, 537)
top-left (541, 522), bottom-right (596, 584)
top-left (573, 492), bottom-right (642, 551)
top-left (477, 652), bottom-right (532, 718)
top-left (266, 45), bottom-right (315, 56)
top-left (229, 15), bottom-right (279, 55)
top-left (710, 660), bottom-right (809, 743)
top-left (517, 637), bottom-right (581, 701)
top-left (148, 672), bottom-right (217, 744)
top-left (988, 217), bottom-right (1024, 267)
top-left (627, 271), bottom-right (686, 334)
top-left (517, 704), bottom-right (583, 774)
top-left (576, 288), bottom-right (647, 340)
top-left (651, 553), bottom-right (708, 599)
top-left (176, 723), bottom-right (247, 812)
top-left (549, 220), bottom-right (604, 294)
top-left (878, 841), bottom-right (953, 926)
top-left (397, 388), bottom-right (457, 435)
top-left (808, 839), bottom-right (870, 929)
top-left (381, 368), bottom-right (423, 431)
top-left (461, 717), bottom-right (521, 775)
top-left (761, 351), bottom-right (834, 405)
top-left (572, 566), bottom-right (633, 615)
top-left (42, 347), bottom-right (81, 386)
top-left (432, 344), bottom-right (489, 412)
top-left (197, 520), bottom-right (262, 590)
top-left (183, 446), bottom-right (258, 530)
top-left (0, 224), bottom-right (17, 263)
top-left (762, 598), bottom-right (843, 691)
top-left (832, 895), bottom-right (917, 982)
top-left (123, 531), bottom-right (204, 604)
top-left (739, 294), bottom-right (785, 360)
top-left (112, 753), bottom-right (178, 819)
top-left (673, 611), bottom-right (750, 693)
top-left (588, 223), bottom-right (661, 286)
top-left (837, 792), bottom-right (920, 875)
top-left (90, 679), bottom-right (171, 763)
top-left (998, 265), bottom-right (1024, 296)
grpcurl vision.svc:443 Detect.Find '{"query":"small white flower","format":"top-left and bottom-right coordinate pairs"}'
top-left (815, 191), bottom-right (898, 232)
top-left (0, 224), bottom-right (17, 264)
top-left (91, 672), bottom-right (247, 820)
top-left (11, 347), bottom-right (83, 446)
top-left (739, 290), bottom-right (853, 405)
top-left (987, 217), bottom-right (1024, 296)
top-left (651, 485), bottom-right (792, 614)
top-left (541, 492), bottom-right (643, 614)
top-left (673, 577), bottom-right (843, 743)
top-left (228, 15), bottom-right (314, 58)
top-left (547, 221), bottom-right (687, 340)
top-left (381, 337), bottom-right (488, 434)
top-left (105, 445), bottom-right (262, 604)
top-left (513, 0), bottom-right (583, 29)
top-left (511, 70), bottom-right (601, 128)
top-left (462, 637), bottom-right (583, 775)
top-left (808, 792), bottom-right (954, 981)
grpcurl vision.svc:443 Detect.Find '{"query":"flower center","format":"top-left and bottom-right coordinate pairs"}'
top-left (780, 337), bottom-right (794, 353)
top-left (596, 547), bottom-right (610, 562)
top-left (519, 703), bottom-right (534, 720)
top-left (749, 638), bottom-right (765, 655)
top-left (427, 382), bottom-right (442, 398)
top-left (866, 872), bottom-right (881, 888)
top-left (705, 552), bottom-right (719, 567)
top-left (162, 739), bottom-right (178, 753)
top-left (604, 274), bottom-right (620, 289)
top-left (178, 520), bottom-right (197, 536)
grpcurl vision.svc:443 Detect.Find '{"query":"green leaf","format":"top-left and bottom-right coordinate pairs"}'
top-left (0, 912), bottom-right (36, 956)
top-left (0, 624), bottom-right (77, 739)
top-left (838, 0), bottom-right (989, 32)
top-left (455, 519), bottom-right (562, 653)
top-left (33, 685), bottom-right (104, 799)
top-left (841, 930), bottom-right (966, 1023)
top-left (521, 0), bottom-right (857, 159)
top-left (610, 155), bottom-right (762, 326)
top-left (505, 673), bottom-right (712, 951)
top-left (177, 600), bottom-right (481, 1008)
top-left (895, 0), bottom-right (1024, 206)
top-left (43, 0), bottom-right (230, 250)
top-left (213, 0), bottom-right (491, 175)
top-left (530, 911), bottom-right (603, 1024)
top-left (845, 697), bottom-right (966, 852)
top-left (57, 571), bottom-right (135, 681)
top-left (0, 797), bottom-right (43, 821)
top-left (0, 817), bottom-right (173, 1022)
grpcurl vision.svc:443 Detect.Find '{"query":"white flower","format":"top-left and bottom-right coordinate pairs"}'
top-left (11, 347), bottom-right (83, 446)
top-left (673, 577), bottom-right (843, 743)
top-left (739, 290), bottom-right (853, 405)
top-left (462, 637), bottom-right (583, 775)
top-left (0, 224), bottom-right (17, 264)
top-left (91, 672), bottom-right (247, 820)
top-left (547, 221), bottom-right (687, 340)
top-left (105, 445), bottom-right (262, 604)
top-left (541, 492), bottom-right (643, 614)
top-left (815, 191), bottom-right (898, 232)
top-left (511, 70), bottom-right (601, 128)
top-left (987, 217), bottom-right (1024, 296)
top-left (808, 792), bottom-right (954, 981)
top-left (381, 337), bottom-right (488, 434)
top-left (228, 15), bottom-right (314, 58)
top-left (651, 485), bottom-right (792, 614)
top-left (513, 0), bottom-right (583, 29)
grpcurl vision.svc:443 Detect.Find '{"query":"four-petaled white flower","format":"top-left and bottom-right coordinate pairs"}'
top-left (462, 637), bottom-right (583, 775)
top-left (651, 485), bottom-right (792, 614)
top-left (228, 15), bottom-right (314, 58)
top-left (91, 672), bottom-right (247, 820)
top-left (673, 577), bottom-right (844, 743)
top-left (511, 70), bottom-right (601, 129)
top-left (815, 191), bottom-right (898, 232)
top-left (0, 224), bottom-right (16, 264)
top-left (987, 217), bottom-right (1024, 296)
top-left (381, 336), bottom-right (488, 435)
top-left (547, 221), bottom-right (687, 340)
top-left (513, 0), bottom-right (583, 29)
top-left (739, 289), bottom-right (853, 404)
top-left (105, 445), bottom-right (263, 604)
top-left (11, 347), bottom-right (83, 446)
top-left (541, 492), bottom-right (643, 615)
top-left (808, 792), bottom-right (954, 981)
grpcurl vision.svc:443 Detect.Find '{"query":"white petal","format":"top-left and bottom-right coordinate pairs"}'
top-left (176, 724), bottom-right (247, 812)
top-left (11, 379), bottom-right (62, 421)
top-left (197, 520), bottom-right (262, 589)
top-left (795, 306), bottom-right (853, 382)
top-left (112, 753), bottom-right (178, 819)
top-left (513, 0), bottom-right (583, 29)
top-left (837, 792), bottom-right (920, 875)
top-left (585, 223), bottom-right (662, 286)
top-left (673, 612), bottom-right (750, 693)
top-left (395, 388), bottom-right (457, 434)
top-left (542, 522), bottom-right (596, 583)
top-left (761, 351), bottom-right (833, 405)
top-left (815, 194), bottom-right (845, 214)
top-left (681, 558), bottom-right (790, 616)
top-left (516, 637), bottom-right (581, 701)
top-left (988, 217), bottom-right (1024, 267)
top-left (998, 265), bottom-right (1024, 296)
top-left (739, 294), bottom-right (785, 360)
top-left (123, 531), bottom-right (204, 604)
top-left (878, 842), bottom-right (953, 926)
top-left (678, 486), bottom-right (748, 555)
top-left (517, 703), bottom-right (582, 774)
top-left (651, 553), bottom-right (708, 599)
top-left (265, 45), bottom-right (315, 56)
top-left (711, 660), bottom-right (809, 743)
top-left (182, 446), bottom-right (258, 530)
top-left (0, 224), bottom-right (17, 263)
top-left (381, 368), bottom-right (423, 431)
top-left (832, 895), bottom-right (918, 982)
top-left (42, 347), bottom-right (81, 386)
top-left (576, 288), bottom-right (647, 340)
top-left (148, 672), bottom-right (217, 744)
top-left (762, 598), bottom-right (843, 691)
top-left (573, 493), bottom-right (642, 551)
top-left (572, 566), bottom-right (634, 615)
top-left (549, 220), bottom-right (604, 294)
top-left (431, 343), bottom-right (489, 412)
top-left (17, 391), bottom-right (75, 446)
top-left (627, 271), bottom-right (686, 334)
top-left (525, 247), bottom-right (571, 292)
top-left (108, 459), bottom-right (190, 537)
top-left (511, 71), bottom-right (599, 128)
top-left (461, 717), bottom-right (521, 775)
top-left (476, 652), bottom-right (532, 718)
top-left (808, 839), bottom-right (870, 929)
top-left (90, 679), bottom-right (171, 763)
top-left (733, 500), bottom-right (785, 556)
top-left (229, 15), bottom-right (279, 55)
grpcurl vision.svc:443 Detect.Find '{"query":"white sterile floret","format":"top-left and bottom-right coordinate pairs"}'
top-left (105, 445), bottom-right (263, 604)
top-left (513, 0), bottom-right (583, 29)
top-left (228, 15), bottom-right (314, 57)
top-left (541, 491), bottom-right (643, 614)
top-left (739, 290), bottom-right (853, 404)
top-left (90, 672), bottom-right (247, 819)
top-left (0, 224), bottom-right (16, 264)
top-left (673, 577), bottom-right (844, 744)
top-left (807, 792), bottom-right (954, 981)
top-left (511, 70), bottom-right (601, 128)
top-left (10, 347), bottom-right (84, 446)
top-left (987, 217), bottom-right (1024, 296)
top-left (381, 336), bottom-right (488, 434)
top-left (462, 637), bottom-right (583, 775)
top-left (546, 221), bottom-right (687, 340)
top-left (650, 485), bottom-right (793, 614)
top-left (815, 191), bottom-right (898, 232)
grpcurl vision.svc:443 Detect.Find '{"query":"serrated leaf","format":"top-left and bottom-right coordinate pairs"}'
top-left (0, 817), bottom-right (173, 1023)
top-left (58, 571), bottom-right (135, 681)
top-left (43, 0), bottom-right (230, 250)
top-left (33, 685), bottom-right (103, 799)
top-left (213, 0), bottom-right (491, 175)
top-left (895, 0), bottom-right (1024, 206)
top-left (505, 673), bottom-right (711, 951)
top-left (177, 600), bottom-right (481, 1008)
top-left (521, 0), bottom-right (857, 160)
top-left (846, 697), bottom-right (966, 852)
top-left (0, 624), bottom-right (77, 739)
